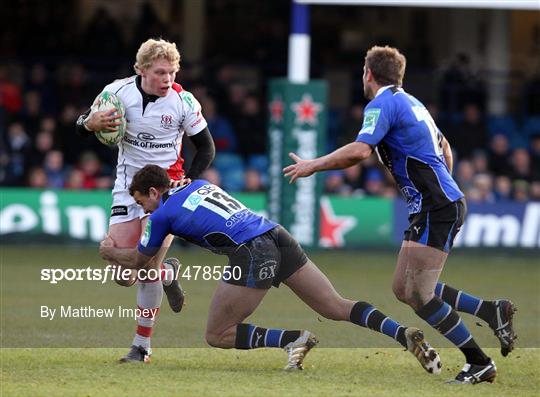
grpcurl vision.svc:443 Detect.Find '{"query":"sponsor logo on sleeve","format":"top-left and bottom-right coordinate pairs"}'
top-left (180, 92), bottom-right (195, 110)
top-left (140, 219), bottom-right (152, 247)
top-left (359, 108), bottom-right (381, 135)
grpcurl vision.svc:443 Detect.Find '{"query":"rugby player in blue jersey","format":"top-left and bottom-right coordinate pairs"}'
top-left (100, 164), bottom-right (443, 373)
top-left (284, 46), bottom-right (517, 384)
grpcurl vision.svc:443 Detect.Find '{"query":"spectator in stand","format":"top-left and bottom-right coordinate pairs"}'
top-left (77, 151), bottom-right (112, 190)
top-left (57, 63), bottom-right (94, 108)
top-left (25, 63), bottom-right (57, 115)
top-left (3, 122), bottom-right (32, 186)
top-left (64, 168), bottom-right (85, 190)
top-left (235, 94), bottom-right (266, 159)
top-left (363, 168), bottom-right (386, 196)
top-left (512, 180), bottom-right (529, 202)
top-left (439, 53), bottom-right (486, 113)
top-left (244, 168), bottom-right (265, 193)
top-left (22, 90), bottom-right (42, 136)
top-left (201, 96), bottom-right (237, 153)
top-left (324, 170), bottom-right (348, 195)
top-left (343, 164), bottom-right (363, 196)
top-left (43, 150), bottom-right (66, 188)
top-left (468, 174), bottom-right (495, 203)
top-left (494, 176), bottom-right (512, 202)
top-left (57, 104), bottom-right (96, 166)
top-left (0, 65), bottom-right (23, 115)
top-left (530, 134), bottom-right (540, 180)
top-left (30, 130), bottom-right (55, 168)
top-left (445, 103), bottom-right (487, 159)
top-left (455, 159), bottom-right (475, 192)
top-left (226, 83), bottom-right (248, 125)
top-left (471, 150), bottom-right (489, 174)
top-left (27, 166), bottom-right (48, 188)
top-left (510, 148), bottom-right (532, 182)
top-left (488, 134), bottom-right (511, 176)
top-left (530, 181), bottom-right (540, 201)
top-left (201, 167), bottom-right (221, 186)
top-left (39, 116), bottom-right (56, 135)
top-left (426, 102), bottom-right (452, 139)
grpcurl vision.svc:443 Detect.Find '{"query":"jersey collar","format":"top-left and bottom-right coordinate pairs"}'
top-left (135, 75), bottom-right (159, 101)
top-left (375, 85), bottom-right (403, 97)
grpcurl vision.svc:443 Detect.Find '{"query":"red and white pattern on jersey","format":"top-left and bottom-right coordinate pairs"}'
top-left (166, 82), bottom-right (186, 179)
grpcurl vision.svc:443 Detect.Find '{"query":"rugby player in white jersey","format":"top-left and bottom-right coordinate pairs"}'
top-left (76, 38), bottom-right (215, 362)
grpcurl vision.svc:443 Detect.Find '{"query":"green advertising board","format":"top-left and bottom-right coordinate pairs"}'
top-left (267, 79), bottom-right (328, 247)
top-left (0, 189), bottom-right (392, 247)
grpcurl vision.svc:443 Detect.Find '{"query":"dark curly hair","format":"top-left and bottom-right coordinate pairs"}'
top-left (129, 164), bottom-right (170, 196)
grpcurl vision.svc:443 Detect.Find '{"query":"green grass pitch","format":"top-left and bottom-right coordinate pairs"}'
top-left (1, 246), bottom-right (539, 396)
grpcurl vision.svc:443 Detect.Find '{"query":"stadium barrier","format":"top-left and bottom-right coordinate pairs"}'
top-left (1, 189), bottom-right (539, 249)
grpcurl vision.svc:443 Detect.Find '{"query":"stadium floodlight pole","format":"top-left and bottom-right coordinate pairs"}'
top-left (288, 1), bottom-right (311, 83)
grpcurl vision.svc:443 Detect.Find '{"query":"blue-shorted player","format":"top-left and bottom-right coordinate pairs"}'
top-left (101, 164), bottom-right (442, 373)
top-left (284, 46), bottom-right (516, 384)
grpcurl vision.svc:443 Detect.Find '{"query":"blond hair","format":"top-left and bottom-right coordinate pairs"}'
top-left (133, 38), bottom-right (181, 74)
top-left (365, 46), bottom-right (406, 86)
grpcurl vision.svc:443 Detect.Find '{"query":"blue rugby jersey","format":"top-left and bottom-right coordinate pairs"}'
top-left (138, 180), bottom-right (277, 256)
top-left (355, 85), bottom-right (464, 214)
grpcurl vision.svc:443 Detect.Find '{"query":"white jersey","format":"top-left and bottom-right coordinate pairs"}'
top-left (102, 75), bottom-right (207, 179)
top-left (101, 75), bottom-right (208, 224)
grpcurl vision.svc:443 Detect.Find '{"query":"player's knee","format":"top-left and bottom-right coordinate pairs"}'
top-left (392, 282), bottom-right (408, 304)
top-left (396, 287), bottom-right (430, 311)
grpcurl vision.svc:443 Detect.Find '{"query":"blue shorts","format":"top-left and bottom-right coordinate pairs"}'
top-left (224, 226), bottom-right (308, 289)
top-left (403, 198), bottom-right (466, 253)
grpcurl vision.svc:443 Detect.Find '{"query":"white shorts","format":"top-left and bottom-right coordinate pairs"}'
top-left (109, 164), bottom-right (148, 226)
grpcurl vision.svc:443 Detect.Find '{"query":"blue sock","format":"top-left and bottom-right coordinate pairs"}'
top-left (435, 282), bottom-right (496, 324)
top-left (349, 301), bottom-right (407, 348)
top-left (235, 324), bottom-right (301, 349)
top-left (417, 296), bottom-right (489, 365)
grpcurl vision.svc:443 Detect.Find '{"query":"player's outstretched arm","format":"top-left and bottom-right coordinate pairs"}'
top-left (283, 141), bottom-right (372, 183)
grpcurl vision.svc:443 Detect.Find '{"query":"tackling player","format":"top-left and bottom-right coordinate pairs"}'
top-left (283, 46), bottom-right (516, 384)
top-left (100, 164), bottom-right (442, 373)
top-left (75, 39), bottom-right (215, 362)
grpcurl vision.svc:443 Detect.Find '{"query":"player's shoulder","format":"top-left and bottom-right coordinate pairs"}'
top-left (172, 85), bottom-right (202, 111)
top-left (103, 75), bottom-right (136, 94)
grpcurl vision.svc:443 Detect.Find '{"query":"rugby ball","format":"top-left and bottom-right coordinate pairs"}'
top-left (90, 91), bottom-right (126, 146)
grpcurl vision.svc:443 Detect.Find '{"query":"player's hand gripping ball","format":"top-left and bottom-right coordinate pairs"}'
top-left (90, 91), bottom-right (127, 146)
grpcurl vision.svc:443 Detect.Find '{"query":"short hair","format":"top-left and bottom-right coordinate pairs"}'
top-left (133, 38), bottom-right (181, 74)
top-left (129, 165), bottom-right (170, 196)
top-left (365, 46), bottom-right (406, 86)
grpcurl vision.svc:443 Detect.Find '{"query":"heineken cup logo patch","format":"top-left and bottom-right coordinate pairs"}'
top-left (141, 220), bottom-right (152, 247)
top-left (359, 108), bottom-right (381, 135)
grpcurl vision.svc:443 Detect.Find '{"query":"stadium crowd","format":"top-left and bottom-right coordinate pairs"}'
top-left (1, 2), bottom-right (540, 202)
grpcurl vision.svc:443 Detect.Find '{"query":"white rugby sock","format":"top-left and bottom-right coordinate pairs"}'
top-left (132, 279), bottom-right (163, 349)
